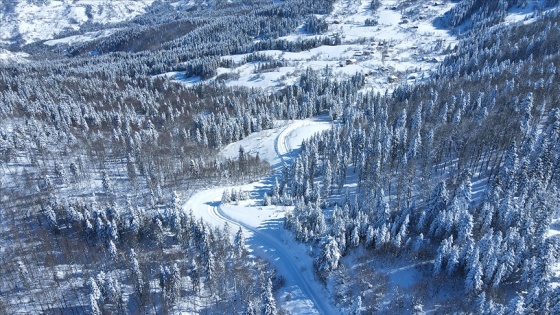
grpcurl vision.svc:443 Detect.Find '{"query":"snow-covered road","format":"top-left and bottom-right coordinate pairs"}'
top-left (183, 117), bottom-right (336, 314)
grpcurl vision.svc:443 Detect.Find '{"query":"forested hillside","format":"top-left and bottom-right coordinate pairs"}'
top-left (0, 0), bottom-right (340, 313)
top-left (1, 0), bottom-right (559, 314)
top-left (280, 7), bottom-right (560, 315)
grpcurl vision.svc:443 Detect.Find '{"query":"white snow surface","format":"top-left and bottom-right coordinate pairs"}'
top-left (43, 28), bottom-right (122, 46)
top-left (184, 117), bottom-right (336, 314)
top-left (0, 48), bottom-right (29, 62)
top-left (0, 0), bottom-right (155, 46)
top-left (220, 116), bottom-right (333, 169)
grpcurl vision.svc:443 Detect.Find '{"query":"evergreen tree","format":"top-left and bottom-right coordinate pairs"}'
top-left (457, 208), bottom-right (474, 245)
top-left (350, 295), bottom-right (364, 315)
top-left (130, 249), bottom-right (144, 294)
top-left (170, 263), bottom-right (181, 303)
top-left (89, 294), bottom-right (101, 315)
top-left (316, 236), bottom-right (340, 278)
top-left (205, 250), bottom-right (215, 282)
top-left (422, 181), bottom-right (449, 232)
top-left (261, 278), bottom-right (277, 315)
top-left (350, 226), bottom-right (360, 248)
top-left (465, 248), bottom-right (483, 294)
top-left (506, 294), bottom-right (526, 315)
top-left (108, 240), bottom-right (118, 262)
top-left (272, 177), bottom-right (281, 203)
top-left (222, 189), bottom-right (232, 204)
top-left (88, 277), bottom-right (101, 302)
top-left (234, 227), bottom-right (247, 258)
top-left (102, 171), bottom-right (113, 196)
top-left (245, 300), bottom-right (258, 315)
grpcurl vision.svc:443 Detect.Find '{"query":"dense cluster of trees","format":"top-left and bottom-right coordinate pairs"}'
top-left (280, 8), bottom-right (560, 314)
top-left (0, 0), bottom-right (361, 313)
top-left (51, 0), bottom-right (339, 78)
top-left (29, 193), bottom-right (275, 314)
top-left (0, 60), bottom-right (276, 311)
top-left (303, 15), bottom-right (329, 35)
top-left (0, 72), bottom-right (275, 313)
top-left (437, 0), bottom-right (559, 31)
top-left (1, 0), bottom-right (347, 313)
top-left (1, 0), bottom-right (559, 313)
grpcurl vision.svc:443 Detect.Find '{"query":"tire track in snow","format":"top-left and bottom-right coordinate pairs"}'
top-left (274, 120), bottom-right (296, 166)
top-left (275, 119), bottom-right (327, 165)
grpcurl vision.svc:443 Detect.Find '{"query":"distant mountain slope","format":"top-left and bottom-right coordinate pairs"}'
top-left (0, 0), bottom-right (156, 46)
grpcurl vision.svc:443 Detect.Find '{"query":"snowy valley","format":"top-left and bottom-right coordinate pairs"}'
top-left (1, 0), bottom-right (560, 314)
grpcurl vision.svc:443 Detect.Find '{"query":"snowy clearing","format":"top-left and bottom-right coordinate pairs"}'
top-left (504, 0), bottom-right (559, 24)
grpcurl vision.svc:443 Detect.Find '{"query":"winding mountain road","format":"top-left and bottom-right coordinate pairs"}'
top-left (184, 118), bottom-right (335, 314)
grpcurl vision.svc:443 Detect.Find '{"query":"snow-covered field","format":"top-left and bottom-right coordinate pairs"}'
top-left (221, 116), bottom-right (334, 169)
top-left (184, 117), bottom-right (336, 313)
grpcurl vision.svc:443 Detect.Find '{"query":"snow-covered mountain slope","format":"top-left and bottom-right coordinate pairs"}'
top-left (1, 0), bottom-right (559, 313)
top-left (0, 47), bottom-right (28, 63)
top-left (0, 0), bottom-right (155, 46)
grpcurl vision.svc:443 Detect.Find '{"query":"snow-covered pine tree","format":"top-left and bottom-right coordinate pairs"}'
top-left (465, 247), bottom-right (483, 294)
top-left (261, 278), bottom-right (277, 315)
top-left (234, 227), bottom-right (246, 258)
top-left (316, 236), bottom-right (340, 279)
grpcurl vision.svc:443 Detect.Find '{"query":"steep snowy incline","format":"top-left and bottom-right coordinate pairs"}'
top-left (184, 117), bottom-right (336, 314)
top-left (0, 48), bottom-right (28, 63)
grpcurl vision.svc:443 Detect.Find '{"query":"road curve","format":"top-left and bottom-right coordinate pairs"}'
top-left (184, 118), bottom-right (335, 314)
